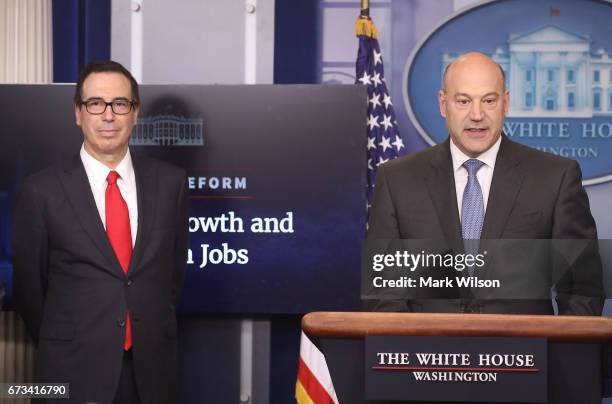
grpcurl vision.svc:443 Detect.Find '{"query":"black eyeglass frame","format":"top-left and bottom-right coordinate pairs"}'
top-left (79, 97), bottom-right (138, 115)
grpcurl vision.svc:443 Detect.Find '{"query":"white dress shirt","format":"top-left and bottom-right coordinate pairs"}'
top-left (450, 135), bottom-right (502, 222)
top-left (80, 145), bottom-right (138, 246)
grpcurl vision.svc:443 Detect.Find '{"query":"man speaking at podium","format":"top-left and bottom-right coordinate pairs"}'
top-left (367, 52), bottom-right (603, 316)
top-left (12, 61), bottom-right (188, 403)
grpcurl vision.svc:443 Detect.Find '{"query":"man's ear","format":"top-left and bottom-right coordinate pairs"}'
top-left (438, 90), bottom-right (447, 118)
top-left (132, 103), bottom-right (140, 123)
top-left (503, 89), bottom-right (510, 115)
top-left (75, 104), bottom-right (82, 127)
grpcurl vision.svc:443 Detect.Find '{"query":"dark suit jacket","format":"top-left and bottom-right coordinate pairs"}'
top-left (367, 135), bottom-right (603, 315)
top-left (12, 152), bottom-right (188, 404)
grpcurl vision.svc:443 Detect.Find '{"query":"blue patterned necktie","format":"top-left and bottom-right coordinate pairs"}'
top-left (461, 159), bottom-right (485, 276)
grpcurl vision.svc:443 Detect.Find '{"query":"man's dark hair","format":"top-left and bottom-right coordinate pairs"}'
top-left (74, 60), bottom-right (140, 106)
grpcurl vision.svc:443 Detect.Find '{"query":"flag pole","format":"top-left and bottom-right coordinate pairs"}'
top-left (360, 0), bottom-right (369, 16)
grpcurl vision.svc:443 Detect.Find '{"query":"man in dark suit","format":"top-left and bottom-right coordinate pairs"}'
top-left (367, 52), bottom-right (603, 315)
top-left (12, 61), bottom-right (188, 403)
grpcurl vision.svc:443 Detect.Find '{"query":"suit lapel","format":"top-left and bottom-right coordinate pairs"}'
top-left (481, 136), bottom-right (525, 239)
top-left (58, 156), bottom-right (124, 277)
top-left (128, 154), bottom-right (157, 276)
top-left (425, 139), bottom-right (462, 240)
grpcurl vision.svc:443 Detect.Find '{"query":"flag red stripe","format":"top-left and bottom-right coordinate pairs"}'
top-left (297, 356), bottom-right (335, 404)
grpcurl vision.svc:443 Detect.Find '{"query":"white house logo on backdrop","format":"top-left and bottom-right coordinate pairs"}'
top-left (130, 115), bottom-right (204, 146)
top-left (443, 25), bottom-right (612, 118)
top-left (403, 0), bottom-right (612, 185)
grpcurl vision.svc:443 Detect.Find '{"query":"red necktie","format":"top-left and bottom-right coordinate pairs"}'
top-left (105, 170), bottom-right (133, 351)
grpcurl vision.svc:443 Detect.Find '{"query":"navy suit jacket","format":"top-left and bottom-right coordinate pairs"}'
top-left (12, 152), bottom-right (188, 404)
top-left (367, 135), bottom-right (604, 315)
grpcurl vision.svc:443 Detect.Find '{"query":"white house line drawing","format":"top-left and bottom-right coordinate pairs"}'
top-left (442, 25), bottom-right (612, 118)
top-left (130, 115), bottom-right (204, 146)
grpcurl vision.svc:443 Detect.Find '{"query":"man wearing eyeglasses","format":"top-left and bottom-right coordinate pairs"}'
top-left (12, 61), bottom-right (188, 404)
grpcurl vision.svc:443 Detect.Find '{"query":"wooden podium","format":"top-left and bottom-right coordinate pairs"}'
top-left (302, 312), bottom-right (612, 404)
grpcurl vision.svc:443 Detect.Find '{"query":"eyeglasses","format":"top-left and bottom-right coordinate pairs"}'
top-left (80, 98), bottom-right (137, 115)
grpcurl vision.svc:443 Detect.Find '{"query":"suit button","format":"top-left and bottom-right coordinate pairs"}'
top-left (117, 319), bottom-right (126, 327)
top-left (126, 279), bottom-right (133, 286)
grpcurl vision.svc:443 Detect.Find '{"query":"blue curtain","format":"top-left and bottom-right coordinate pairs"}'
top-left (52, 0), bottom-right (110, 83)
top-left (274, 0), bottom-right (320, 84)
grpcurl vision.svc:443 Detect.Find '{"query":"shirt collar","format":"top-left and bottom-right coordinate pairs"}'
top-left (80, 144), bottom-right (135, 190)
top-left (450, 134), bottom-right (502, 173)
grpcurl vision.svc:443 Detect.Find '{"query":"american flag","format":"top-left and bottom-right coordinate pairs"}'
top-left (356, 17), bottom-right (405, 220)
